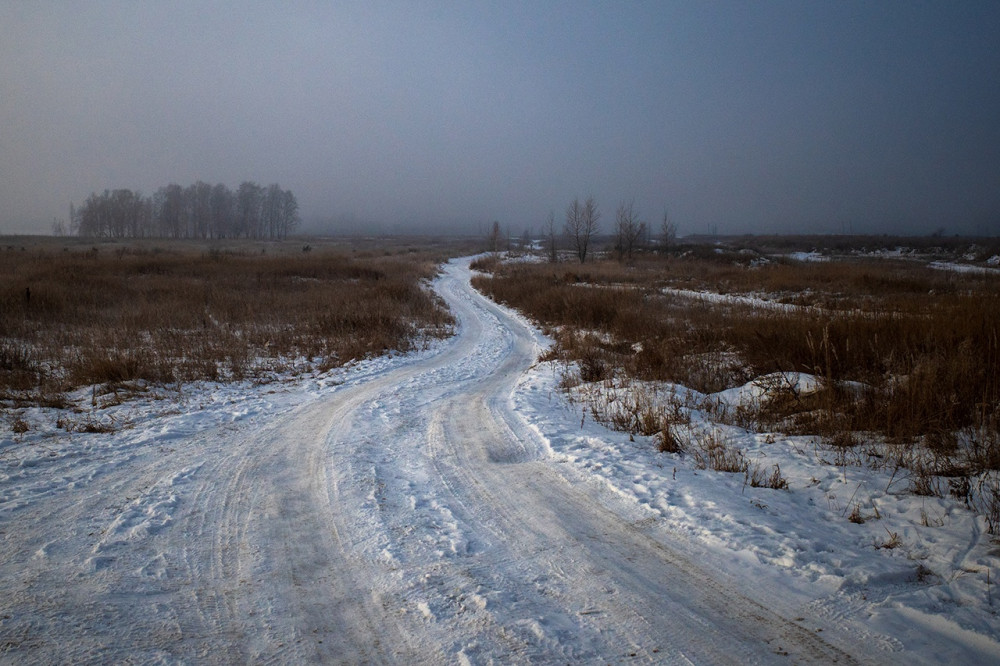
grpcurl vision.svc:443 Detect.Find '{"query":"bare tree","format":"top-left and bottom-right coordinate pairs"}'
top-left (565, 195), bottom-right (600, 263)
top-left (235, 181), bottom-right (264, 239)
top-left (210, 183), bottom-right (235, 238)
top-left (262, 183), bottom-right (285, 239)
top-left (488, 220), bottom-right (502, 255)
top-left (154, 183), bottom-right (187, 238)
top-left (660, 209), bottom-right (677, 253)
top-left (188, 181), bottom-right (213, 239)
top-left (279, 188), bottom-right (300, 239)
top-left (614, 200), bottom-right (646, 262)
top-left (545, 210), bottom-right (558, 262)
top-left (564, 199), bottom-right (582, 260)
top-left (582, 196), bottom-right (600, 262)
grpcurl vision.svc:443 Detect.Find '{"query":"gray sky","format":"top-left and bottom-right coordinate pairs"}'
top-left (2, 1), bottom-right (999, 237)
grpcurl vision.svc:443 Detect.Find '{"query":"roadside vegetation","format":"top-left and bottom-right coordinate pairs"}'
top-left (1, 238), bottom-right (455, 416)
top-left (472, 237), bottom-right (1000, 529)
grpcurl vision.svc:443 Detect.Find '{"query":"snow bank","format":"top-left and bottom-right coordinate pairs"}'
top-left (511, 360), bottom-right (1000, 660)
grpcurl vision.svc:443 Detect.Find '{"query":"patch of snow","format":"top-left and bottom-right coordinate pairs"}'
top-left (785, 251), bottom-right (829, 262)
top-left (663, 287), bottom-right (809, 313)
top-left (708, 371), bottom-right (822, 408)
top-left (929, 261), bottom-right (1000, 276)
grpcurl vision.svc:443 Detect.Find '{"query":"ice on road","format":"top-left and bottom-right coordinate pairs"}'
top-left (1, 258), bottom-right (958, 663)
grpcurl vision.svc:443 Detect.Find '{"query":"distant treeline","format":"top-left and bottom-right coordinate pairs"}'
top-left (70, 181), bottom-right (299, 239)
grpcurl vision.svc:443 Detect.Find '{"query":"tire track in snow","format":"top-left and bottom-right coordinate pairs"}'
top-left (318, 258), bottom-right (864, 663)
top-left (0, 257), bottom-right (867, 664)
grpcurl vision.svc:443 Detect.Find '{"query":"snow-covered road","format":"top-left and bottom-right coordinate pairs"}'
top-left (0, 259), bottom-right (939, 663)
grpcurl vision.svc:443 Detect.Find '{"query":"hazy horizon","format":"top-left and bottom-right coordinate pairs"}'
top-left (3, 1), bottom-right (999, 237)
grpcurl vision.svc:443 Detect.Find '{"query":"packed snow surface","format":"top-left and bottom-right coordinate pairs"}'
top-left (1, 258), bottom-right (998, 663)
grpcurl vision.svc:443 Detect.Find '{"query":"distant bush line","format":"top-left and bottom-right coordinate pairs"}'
top-left (65, 181), bottom-right (299, 240)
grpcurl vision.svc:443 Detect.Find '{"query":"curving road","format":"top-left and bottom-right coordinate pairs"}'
top-left (0, 258), bottom-right (863, 664)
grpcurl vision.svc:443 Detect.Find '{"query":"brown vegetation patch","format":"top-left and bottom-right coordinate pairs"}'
top-left (1, 239), bottom-right (455, 404)
top-left (472, 247), bottom-right (1000, 473)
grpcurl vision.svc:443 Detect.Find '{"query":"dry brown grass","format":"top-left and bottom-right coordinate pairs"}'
top-left (472, 247), bottom-right (1000, 472)
top-left (1, 238), bottom-right (455, 403)
top-left (692, 431), bottom-right (748, 473)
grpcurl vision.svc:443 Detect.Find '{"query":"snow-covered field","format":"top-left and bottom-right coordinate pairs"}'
top-left (1, 257), bottom-right (998, 663)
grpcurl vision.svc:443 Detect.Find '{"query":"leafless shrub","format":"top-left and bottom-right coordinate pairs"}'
top-left (578, 349), bottom-right (608, 383)
top-left (59, 413), bottom-right (119, 434)
top-left (7, 413), bottom-right (30, 434)
top-left (69, 350), bottom-right (173, 386)
top-left (572, 374), bottom-right (691, 452)
top-left (909, 458), bottom-right (940, 497)
top-left (470, 255), bottom-right (500, 272)
top-left (0, 340), bottom-right (39, 391)
top-left (657, 425), bottom-right (684, 453)
top-left (967, 414), bottom-right (1000, 472)
top-left (693, 431), bottom-right (748, 473)
top-left (746, 462), bottom-right (789, 490)
top-left (878, 528), bottom-right (902, 549)
top-left (828, 431), bottom-right (858, 449)
top-left (0, 340), bottom-right (36, 373)
top-left (949, 476), bottom-right (972, 506)
top-left (975, 475), bottom-right (1000, 535)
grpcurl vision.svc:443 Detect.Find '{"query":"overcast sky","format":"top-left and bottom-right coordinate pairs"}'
top-left (2, 1), bottom-right (998, 237)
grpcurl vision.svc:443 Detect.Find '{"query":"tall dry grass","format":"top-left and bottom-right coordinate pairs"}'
top-left (472, 252), bottom-right (1000, 458)
top-left (1, 240), bottom-right (454, 403)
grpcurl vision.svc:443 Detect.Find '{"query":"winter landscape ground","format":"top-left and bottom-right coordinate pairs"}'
top-left (2, 242), bottom-right (1000, 663)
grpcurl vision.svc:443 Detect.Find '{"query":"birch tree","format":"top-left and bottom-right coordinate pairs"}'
top-left (614, 200), bottom-right (645, 262)
top-left (565, 195), bottom-right (599, 263)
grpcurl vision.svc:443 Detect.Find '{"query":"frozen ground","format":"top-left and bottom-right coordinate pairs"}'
top-left (1, 257), bottom-right (998, 663)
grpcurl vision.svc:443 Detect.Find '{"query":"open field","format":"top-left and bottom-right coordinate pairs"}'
top-left (0, 237), bottom-right (458, 414)
top-left (3, 243), bottom-right (1000, 661)
top-left (472, 239), bottom-right (1000, 521)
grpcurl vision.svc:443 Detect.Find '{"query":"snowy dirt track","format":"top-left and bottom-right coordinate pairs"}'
top-left (2, 258), bottom-right (972, 663)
